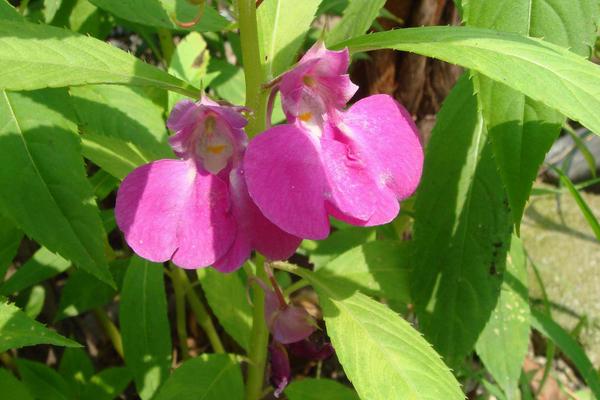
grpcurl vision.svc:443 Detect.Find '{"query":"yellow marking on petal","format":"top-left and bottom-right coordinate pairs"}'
top-left (204, 116), bottom-right (216, 134)
top-left (299, 112), bottom-right (312, 122)
top-left (207, 144), bottom-right (227, 154)
top-left (303, 75), bottom-right (316, 86)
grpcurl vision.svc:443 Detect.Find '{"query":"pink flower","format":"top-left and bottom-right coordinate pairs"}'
top-left (245, 43), bottom-right (424, 239)
top-left (115, 96), bottom-right (300, 272)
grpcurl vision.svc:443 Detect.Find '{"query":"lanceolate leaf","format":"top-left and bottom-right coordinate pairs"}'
top-left (17, 359), bottom-right (73, 400)
top-left (0, 20), bottom-right (198, 96)
top-left (0, 368), bottom-right (34, 400)
top-left (325, 0), bottom-right (386, 46)
top-left (120, 256), bottom-right (172, 400)
top-left (476, 236), bottom-right (531, 398)
top-left (411, 75), bottom-right (512, 365)
top-left (257, 0), bottom-right (321, 79)
top-left (282, 264), bottom-right (463, 400)
top-left (0, 90), bottom-right (113, 285)
top-left (464, 0), bottom-right (599, 228)
top-left (335, 26), bottom-right (600, 138)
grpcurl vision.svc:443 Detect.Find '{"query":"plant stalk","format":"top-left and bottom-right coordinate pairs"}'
top-left (170, 264), bottom-right (190, 360)
top-left (93, 308), bottom-right (124, 359)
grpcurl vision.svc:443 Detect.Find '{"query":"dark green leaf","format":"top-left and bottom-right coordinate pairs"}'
top-left (326, 0), bottom-right (386, 46)
top-left (0, 0), bottom-right (21, 21)
top-left (81, 367), bottom-right (132, 400)
top-left (0, 368), bottom-right (34, 400)
top-left (59, 347), bottom-right (95, 397)
top-left (0, 214), bottom-right (22, 280)
top-left (55, 269), bottom-right (116, 320)
top-left (17, 359), bottom-right (72, 400)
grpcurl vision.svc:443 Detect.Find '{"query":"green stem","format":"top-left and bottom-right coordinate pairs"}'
top-left (245, 254), bottom-right (269, 400)
top-left (283, 278), bottom-right (310, 298)
top-left (93, 308), bottom-right (124, 359)
top-left (238, 0), bottom-right (268, 137)
top-left (176, 268), bottom-right (225, 353)
top-left (170, 265), bottom-right (190, 360)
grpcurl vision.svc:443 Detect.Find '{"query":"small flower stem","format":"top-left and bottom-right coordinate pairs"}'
top-left (245, 254), bottom-right (270, 400)
top-left (170, 264), bottom-right (190, 361)
top-left (93, 308), bottom-right (124, 359)
top-left (173, 267), bottom-right (225, 353)
top-left (283, 278), bottom-right (310, 298)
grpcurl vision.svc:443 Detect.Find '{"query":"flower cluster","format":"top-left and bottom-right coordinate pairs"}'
top-left (115, 42), bottom-right (423, 271)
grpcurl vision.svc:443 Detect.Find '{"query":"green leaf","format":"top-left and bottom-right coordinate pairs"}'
top-left (44, 0), bottom-right (62, 22)
top-left (464, 0), bottom-right (598, 228)
top-left (0, 368), bottom-right (34, 400)
top-left (154, 354), bottom-right (244, 400)
top-left (0, 20), bottom-right (198, 96)
top-left (411, 75), bottom-right (512, 365)
top-left (335, 26), bottom-right (600, 138)
top-left (17, 359), bottom-right (72, 400)
top-left (257, 0), bottom-right (321, 79)
top-left (81, 367), bottom-right (132, 400)
top-left (197, 268), bottom-right (252, 352)
top-left (475, 236), bottom-right (531, 398)
top-left (120, 256), bottom-right (172, 400)
top-left (531, 309), bottom-right (600, 398)
top-left (70, 85), bottom-right (171, 158)
top-left (282, 264), bottom-right (464, 400)
top-left (555, 168), bottom-right (600, 241)
top-left (59, 347), bottom-right (95, 397)
top-left (90, 0), bottom-right (228, 32)
top-left (89, 169), bottom-right (119, 201)
top-left (315, 241), bottom-right (411, 303)
top-left (325, 0), bottom-right (386, 46)
top-left (55, 269), bottom-right (116, 320)
top-left (0, 214), bottom-right (22, 280)
top-left (285, 378), bottom-right (359, 400)
top-left (0, 302), bottom-right (80, 353)
top-left (0, 89), bottom-right (113, 285)
top-left (306, 226), bottom-right (375, 269)
top-left (0, 247), bottom-right (70, 296)
top-left (168, 31), bottom-right (210, 111)
top-left (17, 285), bottom-right (46, 319)
top-left (0, 0), bottom-right (22, 21)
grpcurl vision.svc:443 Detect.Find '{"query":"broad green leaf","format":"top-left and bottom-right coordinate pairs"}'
top-left (0, 0), bottom-right (21, 20)
top-left (168, 31), bottom-right (209, 111)
top-left (306, 226), bottom-right (375, 269)
top-left (70, 85), bottom-right (171, 158)
top-left (154, 354), bottom-right (244, 400)
top-left (0, 247), bottom-right (70, 296)
top-left (476, 236), bottom-right (531, 399)
top-left (257, 0), bottom-right (321, 79)
top-left (0, 20), bottom-right (198, 96)
top-left (334, 26), bottom-right (600, 138)
top-left (411, 75), bottom-right (512, 365)
top-left (59, 347), bottom-right (95, 397)
top-left (197, 268), bottom-right (252, 352)
top-left (81, 133), bottom-right (156, 180)
top-left (284, 265), bottom-right (463, 400)
top-left (0, 368), bottom-right (34, 400)
top-left (464, 0), bottom-right (599, 227)
top-left (55, 269), bottom-right (116, 320)
top-left (90, 0), bottom-right (228, 32)
top-left (325, 0), bottom-right (386, 46)
top-left (17, 359), bottom-right (72, 400)
top-left (0, 302), bottom-right (80, 353)
top-left (555, 168), bottom-right (600, 241)
top-left (0, 89), bottom-right (113, 285)
top-left (120, 256), bottom-right (172, 400)
top-left (0, 214), bottom-right (22, 280)
top-left (531, 309), bottom-right (600, 398)
top-left (81, 367), bottom-right (132, 400)
top-left (285, 378), bottom-right (359, 400)
top-left (315, 241), bottom-right (411, 303)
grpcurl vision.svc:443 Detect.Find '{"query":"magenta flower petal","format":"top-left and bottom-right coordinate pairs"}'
top-left (269, 305), bottom-right (317, 344)
top-left (115, 159), bottom-right (235, 268)
top-left (302, 41), bottom-right (350, 75)
top-left (288, 340), bottom-right (334, 361)
top-left (245, 125), bottom-right (330, 240)
top-left (342, 94), bottom-right (424, 202)
top-left (268, 340), bottom-right (291, 398)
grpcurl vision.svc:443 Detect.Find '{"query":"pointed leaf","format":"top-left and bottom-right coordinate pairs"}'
top-left (17, 360), bottom-right (72, 400)
top-left (56, 269), bottom-right (116, 320)
top-left (0, 368), bottom-right (34, 400)
top-left (0, 214), bottom-right (22, 280)
top-left (325, 0), bottom-right (386, 46)
top-left (81, 367), bottom-right (132, 400)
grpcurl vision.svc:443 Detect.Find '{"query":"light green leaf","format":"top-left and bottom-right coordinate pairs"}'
top-left (0, 368), bottom-right (34, 400)
top-left (213, 64), bottom-right (246, 105)
top-left (476, 236), bottom-right (530, 398)
top-left (0, 214), bottom-right (22, 280)
top-left (90, 0), bottom-right (228, 32)
top-left (55, 269), bottom-right (116, 320)
top-left (197, 268), bottom-right (252, 352)
top-left (0, 247), bottom-right (70, 296)
top-left (59, 347), bottom-right (95, 397)
top-left (17, 285), bottom-right (46, 319)
top-left (168, 31), bottom-right (209, 110)
top-left (285, 378), bottom-right (359, 400)
top-left (154, 354), bottom-right (244, 400)
top-left (335, 26), bottom-right (600, 138)
top-left (257, 0), bottom-right (321, 79)
top-left (0, 89), bottom-right (113, 285)
top-left (282, 264), bottom-right (463, 400)
top-left (464, 0), bottom-right (598, 227)
top-left (70, 84), bottom-right (171, 159)
top-left (411, 75), bottom-right (512, 365)
top-left (306, 226), bottom-right (375, 269)
top-left (0, 302), bottom-right (80, 353)
top-left (0, 20), bottom-right (198, 96)
top-left (44, 0), bottom-right (62, 22)
top-left (81, 367), bottom-right (132, 400)
top-left (325, 0), bottom-right (386, 46)
top-left (315, 241), bottom-right (411, 303)
top-left (89, 169), bottom-right (119, 201)
top-left (17, 359), bottom-right (72, 400)
top-left (120, 256), bottom-right (172, 400)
